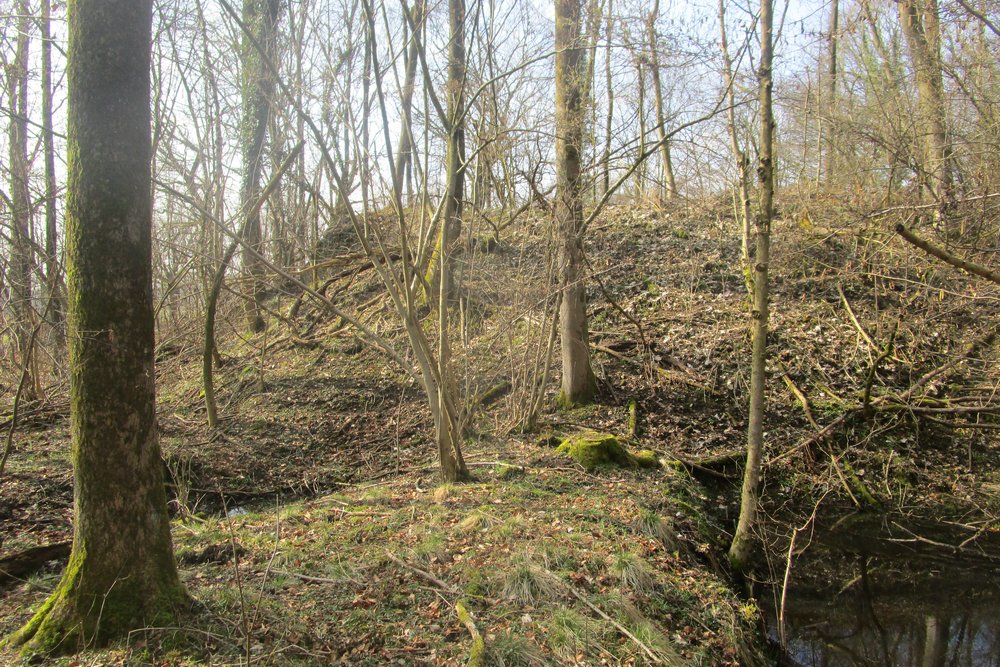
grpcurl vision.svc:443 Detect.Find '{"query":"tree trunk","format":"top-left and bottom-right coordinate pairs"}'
top-left (824, 0), bottom-right (839, 185)
top-left (41, 0), bottom-right (66, 355)
top-left (8, 0), bottom-right (187, 655)
top-left (240, 0), bottom-right (282, 333)
top-left (425, 0), bottom-right (466, 306)
top-left (7, 0), bottom-right (39, 401)
top-left (718, 0), bottom-right (753, 291)
top-left (729, 0), bottom-right (774, 572)
top-left (556, 0), bottom-right (597, 408)
top-left (898, 0), bottom-right (952, 214)
top-left (602, 0), bottom-right (614, 196)
top-left (646, 0), bottom-right (677, 201)
top-left (393, 0), bottom-right (424, 200)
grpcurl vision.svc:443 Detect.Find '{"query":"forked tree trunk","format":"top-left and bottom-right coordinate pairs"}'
top-left (393, 0), bottom-right (424, 199)
top-left (8, 0), bottom-right (187, 655)
top-left (240, 0), bottom-right (282, 333)
top-left (729, 0), bottom-right (774, 572)
top-left (555, 0), bottom-right (597, 407)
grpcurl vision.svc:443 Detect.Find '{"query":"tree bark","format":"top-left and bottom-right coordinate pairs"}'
top-left (729, 0), bottom-right (774, 572)
top-left (7, 0), bottom-right (187, 655)
top-left (556, 0), bottom-right (597, 407)
top-left (240, 0), bottom-right (282, 332)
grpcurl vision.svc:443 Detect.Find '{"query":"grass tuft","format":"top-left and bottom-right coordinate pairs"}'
top-left (546, 608), bottom-right (602, 660)
top-left (608, 550), bottom-right (656, 595)
top-left (500, 556), bottom-right (564, 605)
top-left (635, 507), bottom-right (676, 549)
top-left (485, 631), bottom-right (548, 667)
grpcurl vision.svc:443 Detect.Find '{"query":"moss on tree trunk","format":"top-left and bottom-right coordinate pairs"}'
top-left (6, 0), bottom-right (188, 656)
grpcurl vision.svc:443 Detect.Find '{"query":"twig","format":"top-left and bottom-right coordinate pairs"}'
top-left (270, 570), bottom-right (350, 585)
top-left (836, 283), bottom-right (875, 351)
top-left (781, 372), bottom-right (818, 430)
top-left (774, 328), bottom-right (997, 463)
top-left (384, 551), bottom-right (459, 595)
top-left (566, 584), bottom-right (664, 664)
top-left (592, 343), bottom-right (710, 391)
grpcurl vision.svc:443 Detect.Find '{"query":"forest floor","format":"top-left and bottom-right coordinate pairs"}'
top-left (1, 194), bottom-right (998, 665)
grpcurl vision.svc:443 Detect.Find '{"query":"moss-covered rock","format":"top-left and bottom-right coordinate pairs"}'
top-left (557, 433), bottom-right (659, 471)
top-left (633, 449), bottom-right (662, 469)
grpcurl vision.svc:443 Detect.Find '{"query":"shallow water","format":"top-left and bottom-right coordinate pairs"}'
top-left (761, 514), bottom-right (1000, 667)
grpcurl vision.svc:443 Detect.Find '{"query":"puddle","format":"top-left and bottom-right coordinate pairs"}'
top-left (761, 514), bottom-right (1000, 667)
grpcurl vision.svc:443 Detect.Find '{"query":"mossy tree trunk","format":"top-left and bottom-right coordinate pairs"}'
top-left (240, 0), bottom-right (282, 333)
top-left (729, 0), bottom-right (774, 573)
top-left (555, 0), bottom-right (597, 408)
top-left (6, 0), bottom-right (188, 655)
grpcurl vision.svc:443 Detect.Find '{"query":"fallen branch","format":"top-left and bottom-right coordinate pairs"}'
top-left (455, 600), bottom-right (485, 667)
top-left (592, 343), bottom-right (711, 392)
top-left (896, 224), bottom-right (1000, 285)
top-left (836, 283), bottom-right (875, 351)
top-left (0, 542), bottom-right (71, 592)
top-left (566, 584), bottom-right (665, 664)
top-left (384, 551), bottom-right (459, 595)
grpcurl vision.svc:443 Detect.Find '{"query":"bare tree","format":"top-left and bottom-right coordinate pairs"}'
top-left (240, 0), bottom-right (282, 332)
top-left (6, 0), bottom-right (38, 400)
top-left (898, 0), bottom-right (953, 215)
top-left (40, 0), bottom-right (65, 353)
top-left (730, 0), bottom-right (774, 572)
top-left (645, 0), bottom-right (676, 201)
top-left (556, 0), bottom-right (597, 407)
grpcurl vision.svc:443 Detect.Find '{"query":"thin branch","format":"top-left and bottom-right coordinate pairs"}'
top-left (896, 224), bottom-right (1000, 286)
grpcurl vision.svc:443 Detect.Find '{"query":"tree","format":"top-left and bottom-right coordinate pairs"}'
top-left (729, 0), bottom-right (774, 572)
top-left (718, 0), bottom-right (752, 284)
top-left (6, 0), bottom-right (188, 654)
top-left (6, 0), bottom-right (39, 401)
top-left (41, 0), bottom-right (66, 353)
top-left (645, 0), bottom-right (677, 201)
top-left (240, 0), bottom-right (282, 332)
top-left (898, 0), bottom-right (952, 214)
top-left (555, 0), bottom-right (597, 407)
top-left (822, 0), bottom-right (839, 185)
